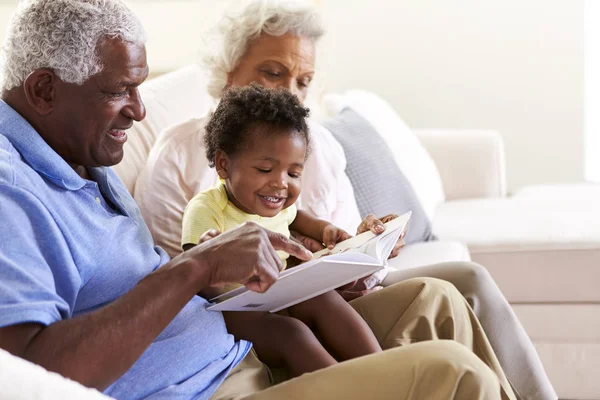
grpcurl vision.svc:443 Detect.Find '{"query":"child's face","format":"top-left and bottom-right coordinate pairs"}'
top-left (216, 125), bottom-right (307, 218)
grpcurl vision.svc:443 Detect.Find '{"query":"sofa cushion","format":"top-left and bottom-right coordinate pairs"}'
top-left (0, 349), bottom-right (113, 399)
top-left (322, 90), bottom-right (445, 221)
top-left (113, 65), bottom-right (213, 195)
top-left (323, 107), bottom-right (435, 245)
top-left (434, 197), bottom-right (600, 302)
top-left (513, 183), bottom-right (600, 201)
top-left (384, 240), bottom-right (471, 271)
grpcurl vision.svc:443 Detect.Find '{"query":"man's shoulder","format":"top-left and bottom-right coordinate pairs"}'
top-left (0, 134), bottom-right (15, 186)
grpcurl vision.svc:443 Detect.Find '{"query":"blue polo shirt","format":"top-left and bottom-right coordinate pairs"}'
top-left (0, 101), bottom-right (250, 399)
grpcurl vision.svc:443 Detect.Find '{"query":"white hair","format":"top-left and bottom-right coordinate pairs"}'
top-left (1, 0), bottom-right (147, 91)
top-left (202, 0), bottom-right (325, 99)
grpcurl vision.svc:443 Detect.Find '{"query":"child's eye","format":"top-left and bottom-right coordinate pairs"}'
top-left (288, 173), bottom-right (301, 179)
top-left (256, 168), bottom-right (271, 173)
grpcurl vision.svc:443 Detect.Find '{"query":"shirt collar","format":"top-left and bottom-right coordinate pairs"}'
top-left (0, 100), bottom-right (86, 190)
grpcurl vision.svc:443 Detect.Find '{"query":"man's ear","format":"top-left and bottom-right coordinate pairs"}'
top-left (214, 149), bottom-right (230, 179)
top-left (22, 69), bottom-right (57, 116)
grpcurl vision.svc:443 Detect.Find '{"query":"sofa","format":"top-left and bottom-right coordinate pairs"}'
top-left (114, 65), bottom-right (598, 399)
top-left (2, 65), bottom-right (597, 399)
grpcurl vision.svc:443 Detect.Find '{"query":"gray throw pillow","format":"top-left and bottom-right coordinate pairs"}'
top-left (323, 107), bottom-right (435, 244)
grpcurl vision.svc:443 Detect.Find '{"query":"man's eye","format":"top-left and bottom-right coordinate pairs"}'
top-left (107, 90), bottom-right (127, 98)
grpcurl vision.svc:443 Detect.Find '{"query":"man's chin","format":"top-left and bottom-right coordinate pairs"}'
top-left (96, 150), bottom-right (125, 168)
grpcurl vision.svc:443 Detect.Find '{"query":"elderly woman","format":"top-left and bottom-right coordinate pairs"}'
top-left (134, 1), bottom-right (556, 399)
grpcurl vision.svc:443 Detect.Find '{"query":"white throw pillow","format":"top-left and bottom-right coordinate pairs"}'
top-left (323, 90), bottom-right (445, 220)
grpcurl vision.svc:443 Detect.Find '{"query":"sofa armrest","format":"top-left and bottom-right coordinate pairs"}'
top-left (414, 129), bottom-right (507, 200)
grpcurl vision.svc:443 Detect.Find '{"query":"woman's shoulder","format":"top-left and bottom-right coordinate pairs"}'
top-left (153, 114), bottom-right (212, 154)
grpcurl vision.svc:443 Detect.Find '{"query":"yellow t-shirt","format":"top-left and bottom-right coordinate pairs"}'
top-left (181, 181), bottom-right (298, 267)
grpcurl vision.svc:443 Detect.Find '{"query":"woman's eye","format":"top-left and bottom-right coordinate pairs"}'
top-left (263, 70), bottom-right (281, 78)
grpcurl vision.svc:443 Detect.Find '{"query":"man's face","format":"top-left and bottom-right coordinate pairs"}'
top-left (48, 38), bottom-right (148, 169)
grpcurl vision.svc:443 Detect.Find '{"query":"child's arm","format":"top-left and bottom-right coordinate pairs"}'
top-left (290, 210), bottom-right (352, 250)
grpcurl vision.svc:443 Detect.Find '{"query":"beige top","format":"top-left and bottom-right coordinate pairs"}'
top-left (134, 113), bottom-right (362, 258)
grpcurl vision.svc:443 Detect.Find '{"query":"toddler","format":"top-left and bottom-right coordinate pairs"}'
top-left (182, 84), bottom-right (381, 377)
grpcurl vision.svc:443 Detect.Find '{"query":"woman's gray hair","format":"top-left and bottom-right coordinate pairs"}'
top-left (202, 0), bottom-right (325, 99)
top-left (1, 0), bottom-right (147, 91)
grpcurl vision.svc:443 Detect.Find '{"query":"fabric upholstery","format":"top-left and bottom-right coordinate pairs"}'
top-left (114, 65), bottom-right (213, 194)
top-left (323, 107), bottom-right (435, 245)
top-left (322, 90), bottom-right (445, 221)
top-left (416, 129), bottom-right (507, 201)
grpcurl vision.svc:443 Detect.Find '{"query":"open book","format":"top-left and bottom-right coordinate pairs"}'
top-left (207, 211), bottom-right (411, 313)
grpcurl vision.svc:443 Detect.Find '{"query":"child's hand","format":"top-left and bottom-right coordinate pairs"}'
top-left (322, 224), bottom-right (352, 249)
top-left (199, 229), bottom-right (222, 244)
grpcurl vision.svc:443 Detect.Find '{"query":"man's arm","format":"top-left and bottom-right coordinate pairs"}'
top-left (0, 222), bottom-right (312, 391)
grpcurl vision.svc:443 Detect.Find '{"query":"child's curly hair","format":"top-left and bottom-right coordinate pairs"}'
top-left (204, 83), bottom-right (311, 167)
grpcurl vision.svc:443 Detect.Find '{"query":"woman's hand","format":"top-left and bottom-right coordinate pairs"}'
top-left (356, 214), bottom-right (407, 259)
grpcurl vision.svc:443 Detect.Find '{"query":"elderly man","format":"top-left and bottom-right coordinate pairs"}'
top-left (0, 1), bottom-right (516, 399)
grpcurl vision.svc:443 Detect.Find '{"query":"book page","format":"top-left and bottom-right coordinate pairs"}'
top-left (208, 252), bottom-right (382, 312)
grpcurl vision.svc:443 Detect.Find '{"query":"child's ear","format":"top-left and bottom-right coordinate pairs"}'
top-left (214, 149), bottom-right (230, 179)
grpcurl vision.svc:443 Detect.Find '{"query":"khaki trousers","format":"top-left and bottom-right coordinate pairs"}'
top-left (383, 261), bottom-right (557, 400)
top-left (211, 278), bottom-right (517, 400)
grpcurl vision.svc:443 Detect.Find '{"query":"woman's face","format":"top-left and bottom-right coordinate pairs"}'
top-left (227, 34), bottom-right (316, 103)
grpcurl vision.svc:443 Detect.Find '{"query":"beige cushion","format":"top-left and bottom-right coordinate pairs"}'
top-left (0, 349), bottom-right (113, 399)
top-left (113, 65), bottom-right (213, 194)
top-left (385, 240), bottom-right (471, 271)
top-left (433, 197), bottom-right (600, 302)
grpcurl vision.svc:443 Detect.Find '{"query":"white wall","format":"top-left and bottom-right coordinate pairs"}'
top-left (585, 0), bottom-right (600, 182)
top-left (0, 0), bottom-right (226, 75)
top-left (319, 0), bottom-right (585, 193)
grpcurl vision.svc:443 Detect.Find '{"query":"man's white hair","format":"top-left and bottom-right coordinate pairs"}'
top-left (202, 0), bottom-right (325, 99)
top-left (1, 0), bottom-right (147, 91)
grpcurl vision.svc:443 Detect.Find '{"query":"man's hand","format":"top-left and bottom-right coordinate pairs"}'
top-left (357, 214), bottom-right (406, 259)
top-left (185, 222), bottom-right (312, 293)
top-left (322, 224), bottom-right (352, 249)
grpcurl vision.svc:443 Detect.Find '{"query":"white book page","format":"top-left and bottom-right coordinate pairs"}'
top-left (208, 252), bottom-right (380, 312)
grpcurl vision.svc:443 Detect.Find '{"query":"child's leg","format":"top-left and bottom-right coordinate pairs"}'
top-left (287, 291), bottom-right (382, 361)
top-left (223, 311), bottom-right (337, 377)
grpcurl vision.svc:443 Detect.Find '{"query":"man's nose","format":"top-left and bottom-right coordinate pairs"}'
top-left (122, 88), bottom-right (146, 122)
